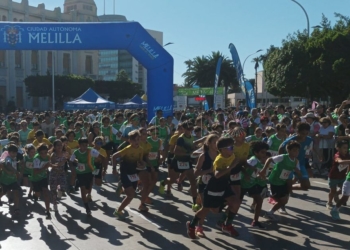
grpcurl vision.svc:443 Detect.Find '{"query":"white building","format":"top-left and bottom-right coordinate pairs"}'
top-left (228, 71), bottom-right (305, 108)
top-left (98, 14), bottom-right (163, 92)
top-left (0, 0), bottom-right (98, 111)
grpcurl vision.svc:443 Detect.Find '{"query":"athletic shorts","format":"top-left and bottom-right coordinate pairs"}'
top-left (167, 153), bottom-right (174, 165)
top-left (328, 178), bottom-right (345, 189)
top-left (289, 165), bottom-right (308, 180)
top-left (270, 183), bottom-right (289, 199)
top-left (76, 173), bottom-right (93, 189)
top-left (342, 180), bottom-right (350, 196)
top-left (240, 184), bottom-right (266, 200)
top-left (1, 182), bottom-right (20, 193)
top-left (203, 186), bottom-right (235, 209)
top-left (172, 159), bottom-right (193, 173)
top-left (32, 178), bottom-right (48, 193)
top-left (120, 172), bottom-right (138, 190)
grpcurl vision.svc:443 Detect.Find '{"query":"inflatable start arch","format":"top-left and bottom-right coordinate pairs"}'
top-left (0, 22), bottom-right (174, 119)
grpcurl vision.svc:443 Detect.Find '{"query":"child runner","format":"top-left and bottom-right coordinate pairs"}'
top-left (33, 130), bottom-right (52, 149)
top-left (259, 140), bottom-right (302, 222)
top-left (330, 150), bottom-right (350, 220)
top-left (194, 134), bottom-right (219, 215)
top-left (112, 130), bottom-right (147, 220)
top-left (32, 143), bottom-right (52, 219)
top-left (267, 123), bottom-right (287, 156)
top-left (49, 140), bottom-right (69, 212)
top-left (241, 141), bottom-right (269, 228)
top-left (0, 144), bottom-right (20, 217)
top-left (186, 137), bottom-right (240, 239)
top-left (159, 121), bottom-right (199, 211)
top-left (69, 137), bottom-right (100, 215)
top-left (145, 126), bottom-right (163, 204)
top-left (22, 144), bottom-right (36, 198)
top-left (327, 140), bottom-right (350, 210)
top-left (91, 136), bottom-right (107, 191)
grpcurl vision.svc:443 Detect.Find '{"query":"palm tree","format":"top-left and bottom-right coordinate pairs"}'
top-left (252, 56), bottom-right (261, 102)
top-left (182, 51), bottom-right (237, 107)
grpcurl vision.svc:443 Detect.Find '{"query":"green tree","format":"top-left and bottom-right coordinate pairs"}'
top-left (24, 74), bottom-right (95, 109)
top-left (263, 14), bottom-right (350, 105)
top-left (182, 51), bottom-right (238, 107)
top-left (94, 70), bottom-right (144, 103)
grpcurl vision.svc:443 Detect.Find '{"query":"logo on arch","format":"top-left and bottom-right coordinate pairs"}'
top-left (1, 25), bottom-right (24, 46)
top-left (140, 41), bottom-right (159, 60)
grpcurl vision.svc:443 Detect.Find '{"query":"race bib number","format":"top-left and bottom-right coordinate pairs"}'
top-left (279, 169), bottom-right (291, 180)
top-left (77, 163), bottom-right (86, 171)
top-left (26, 162), bottom-right (33, 169)
top-left (128, 174), bottom-right (139, 182)
top-left (177, 161), bottom-right (190, 170)
top-left (148, 152), bottom-right (158, 160)
top-left (92, 169), bottom-right (100, 175)
top-left (338, 164), bottom-right (348, 172)
top-left (201, 174), bottom-right (211, 184)
top-left (104, 136), bottom-right (109, 143)
top-left (230, 173), bottom-right (241, 181)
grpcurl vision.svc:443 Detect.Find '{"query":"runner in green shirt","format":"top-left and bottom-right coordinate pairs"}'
top-left (0, 144), bottom-right (20, 217)
top-left (69, 137), bottom-right (100, 216)
top-left (241, 141), bottom-right (269, 229)
top-left (22, 144), bottom-right (36, 198)
top-left (32, 144), bottom-right (51, 219)
top-left (259, 140), bottom-right (301, 222)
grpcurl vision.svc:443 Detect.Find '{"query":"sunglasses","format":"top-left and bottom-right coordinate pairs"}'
top-left (220, 145), bottom-right (234, 151)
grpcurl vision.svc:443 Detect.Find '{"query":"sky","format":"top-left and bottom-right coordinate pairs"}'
top-left (24, 0), bottom-right (350, 85)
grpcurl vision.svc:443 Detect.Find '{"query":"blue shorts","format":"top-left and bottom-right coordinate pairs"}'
top-left (288, 165), bottom-right (309, 180)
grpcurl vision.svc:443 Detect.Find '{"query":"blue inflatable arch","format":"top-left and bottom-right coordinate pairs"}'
top-left (0, 22), bottom-right (174, 119)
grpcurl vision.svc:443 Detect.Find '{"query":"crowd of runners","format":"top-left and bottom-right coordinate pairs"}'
top-left (0, 101), bottom-right (349, 239)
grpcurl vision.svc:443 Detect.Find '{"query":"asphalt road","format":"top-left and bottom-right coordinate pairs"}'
top-left (1, 169), bottom-right (349, 250)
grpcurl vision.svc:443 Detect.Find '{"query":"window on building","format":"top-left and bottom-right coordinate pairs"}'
top-left (83, 5), bottom-right (93, 11)
top-left (31, 50), bottom-right (39, 70)
top-left (67, 5), bottom-right (77, 12)
top-left (0, 51), bottom-right (5, 67)
top-left (63, 53), bottom-right (70, 74)
top-left (85, 55), bottom-right (92, 74)
top-left (15, 51), bottom-right (22, 68)
top-left (13, 18), bottom-right (17, 22)
top-left (47, 52), bottom-right (52, 72)
top-left (16, 87), bottom-right (23, 108)
top-left (2, 16), bottom-right (6, 21)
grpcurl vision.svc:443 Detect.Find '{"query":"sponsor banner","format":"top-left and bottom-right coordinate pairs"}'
top-left (177, 87), bottom-right (224, 96)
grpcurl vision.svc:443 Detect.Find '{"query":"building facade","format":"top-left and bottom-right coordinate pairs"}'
top-left (228, 71), bottom-right (306, 108)
top-left (0, 0), bottom-right (99, 111)
top-left (98, 14), bottom-right (163, 92)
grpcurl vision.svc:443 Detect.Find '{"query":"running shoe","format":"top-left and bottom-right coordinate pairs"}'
top-left (216, 220), bottom-right (224, 230)
top-left (186, 221), bottom-right (196, 239)
top-left (264, 211), bottom-right (278, 222)
top-left (114, 210), bottom-right (126, 221)
top-left (268, 197), bottom-right (276, 205)
top-left (86, 208), bottom-right (92, 216)
top-left (222, 224), bottom-right (240, 237)
top-left (46, 211), bottom-right (51, 220)
top-left (138, 204), bottom-right (149, 213)
top-left (251, 220), bottom-right (265, 229)
top-left (195, 226), bottom-right (206, 238)
top-left (192, 204), bottom-right (201, 212)
top-left (326, 202), bottom-right (333, 210)
top-left (278, 206), bottom-right (288, 214)
top-left (330, 209), bottom-right (340, 221)
top-left (158, 181), bottom-right (165, 195)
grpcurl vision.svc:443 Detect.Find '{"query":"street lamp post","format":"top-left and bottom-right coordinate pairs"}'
top-left (242, 49), bottom-right (263, 77)
top-left (291, 0), bottom-right (310, 37)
